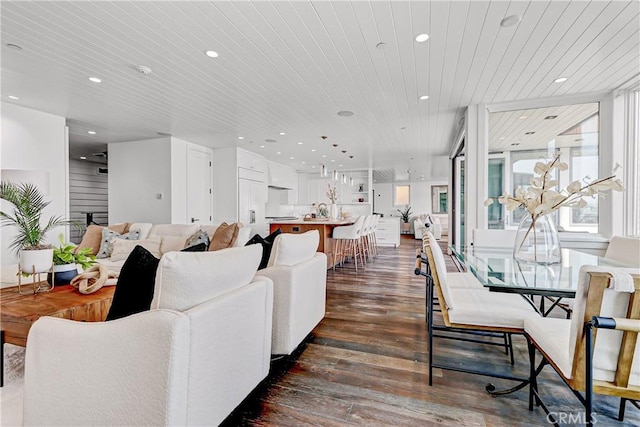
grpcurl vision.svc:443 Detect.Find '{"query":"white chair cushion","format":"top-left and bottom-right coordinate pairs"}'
top-left (267, 230), bottom-right (320, 268)
top-left (448, 289), bottom-right (538, 329)
top-left (151, 244), bottom-right (262, 311)
top-left (605, 236), bottom-right (640, 266)
top-left (427, 233), bottom-right (455, 309)
top-left (524, 316), bottom-right (572, 378)
top-left (110, 236), bottom-right (162, 261)
top-left (472, 229), bottom-right (517, 248)
top-left (447, 272), bottom-right (486, 289)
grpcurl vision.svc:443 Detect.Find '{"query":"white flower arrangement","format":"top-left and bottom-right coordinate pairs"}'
top-left (485, 152), bottom-right (623, 221)
top-left (326, 183), bottom-right (338, 203)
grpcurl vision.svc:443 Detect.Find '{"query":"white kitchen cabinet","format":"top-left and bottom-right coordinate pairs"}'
top-left (376, 217), bottom-right (400, 248)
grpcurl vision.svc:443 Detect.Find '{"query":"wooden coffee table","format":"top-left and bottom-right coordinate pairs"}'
top-left (0, 283), bottom-right (115, 386)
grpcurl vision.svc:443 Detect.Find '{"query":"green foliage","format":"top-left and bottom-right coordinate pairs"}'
top-left (396, 204), bottom-right (412, 223)
top-left (52, 234), bottom-right (96, 269)
top-left (0, 181), bottom-right (76, 253)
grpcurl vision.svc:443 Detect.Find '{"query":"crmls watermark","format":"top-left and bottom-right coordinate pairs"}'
top-left (547, 411), bottom-right (598, 424)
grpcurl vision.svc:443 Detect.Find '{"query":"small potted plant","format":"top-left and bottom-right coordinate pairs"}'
top-left (0, 181), bottom-right (75, 274)
top-left (51, 234), bottom-right (96, 285)
top-left (397, 204), bottom-right (412, 233)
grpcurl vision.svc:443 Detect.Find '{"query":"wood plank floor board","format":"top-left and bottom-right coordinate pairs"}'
top-left (221, 235), bottom-right (640, 426)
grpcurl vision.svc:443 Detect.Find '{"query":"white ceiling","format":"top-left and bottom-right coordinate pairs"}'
top-left (2, 1), bottom-right (639, 181)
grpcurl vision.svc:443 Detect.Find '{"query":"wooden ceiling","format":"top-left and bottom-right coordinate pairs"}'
top-left (2, 1), bottom-right (638, 181)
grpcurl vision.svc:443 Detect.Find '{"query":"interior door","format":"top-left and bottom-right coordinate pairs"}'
top-left (186, 146), bottom-right (212, 224)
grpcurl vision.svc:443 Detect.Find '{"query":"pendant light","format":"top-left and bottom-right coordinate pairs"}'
top-left (349, 176), bottom-right (354, 187)
top-left (332, 169), bottom-right (339, 181)
top-left (342, 173), bottom-right (347, 184)
top-left (320, 164), bottom-right (327, 177)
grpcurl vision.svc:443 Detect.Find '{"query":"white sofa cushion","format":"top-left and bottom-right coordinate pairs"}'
top-left (110, 236), bottom-right (162, 261)
top-left (128, 222), bottom-right (153, 240)
top-left (148, 224), bottom-right (199, 238)
top-left (267, 230), bottom-right (319, 268)
top-left (234, 226), bottom-right (252, 247)
top-left (447, 272), bottom-right (486, 289)
top-left (151, 244), bottom-right (262, 311)
top-left (160, 236), bottom-right (188, 253)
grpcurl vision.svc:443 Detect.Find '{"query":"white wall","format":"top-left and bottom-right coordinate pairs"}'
top-left (1, 103), bottom-right (68, 265)
top-left (372, 179), bottom-right (448, 223)
top-left (108, 138), bottom-right (172, 224)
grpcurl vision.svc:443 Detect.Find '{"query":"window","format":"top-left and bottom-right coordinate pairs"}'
top-left (394, 184), bottom-right (410, 206)
top-left (488, 102), bottom-right (600, 232)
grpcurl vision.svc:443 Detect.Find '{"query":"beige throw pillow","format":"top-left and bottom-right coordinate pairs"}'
top-left (208, 222), bottom-right (240, 251)
top-left (110, 237), bottom-right (162, 262)
top-left (76, 223), bottom-right (129, 256)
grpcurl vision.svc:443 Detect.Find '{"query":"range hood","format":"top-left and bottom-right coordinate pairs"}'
top-left (268, 184), bottom-right (293, 190)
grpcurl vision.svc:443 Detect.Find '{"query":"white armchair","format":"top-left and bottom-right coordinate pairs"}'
top-left (257, 230), bottom-right (327, 355)
top-left (23, 245), bottom-right (274, 426)
top-left (414, 215), bottom-right (442, 240)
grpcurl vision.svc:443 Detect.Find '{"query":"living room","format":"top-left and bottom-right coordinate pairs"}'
top-left (2, 1), bottom-right (640, 426)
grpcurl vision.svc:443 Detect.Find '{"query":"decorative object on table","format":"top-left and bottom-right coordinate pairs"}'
top-left (51, 233), bottom-right (96, 286)
top-left (485, 152), bottom-right (623, 264)
top-left (317, 202), bottom-right (329, 218)
top-left (397, 204), bottom-right (412, 233)
top-left (326, 183), bottom-right (339, 219)
top-left (70, 263), bottom-right (119, 295)
top-left (0, 181), bottom-right (76, 294)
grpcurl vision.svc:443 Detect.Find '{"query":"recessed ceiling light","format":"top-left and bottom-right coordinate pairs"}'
top-left (6, 43), bottom-right (22, 51)
top-left (500, 15), bottom-right (521, 28)
top-left (312, 165), bottom-right (316, 168)
top-left (415, 33), bottom-right (429, 43)
top-left (519, 116), bottom-right (527, 119)
top-left (525, 131), bottom-right (535, 135)
top-left (311, 149), bottom-right (316, 152)
top-left (339, 164), bottom-right (343, 167)
top-left (545, 115), bottom-right (558, 120)
top-left (8, 95), bottom-right (20, 100)
top-left (337, 110), bottom-right (354, 117)
top-left (279, 132), bottom-right (286, 135)
top-left (89, 77), bottom-right (101, 83)
top-left (297, 142), bottom-right (303, 145)
top-left (260, 145), bottom-right (265, 148)
top-left (330, 159), bottom-right (335, 163)
top-left (302, 161), bottom-right (306, 164)
top-left (290, 157), bottom-right (294, 160)
top-left (88, 131), bottom-right (96, 135)
top-left (554, 77), bottom-right (568, 83)
top-left (80, 156), bottom-right (87, 160)
top-left (419, 95), bottom-right (429, 100)
top-left (277, 151), bottom-right (281, 154)
top-left (322, 155), bottom-right (327, 158)
top-left (499, 136), bottom-right (506, 140)
top-left (238, 136), bottom-right (244, 140)
top-left (205, 50), bottom-right (219, 58)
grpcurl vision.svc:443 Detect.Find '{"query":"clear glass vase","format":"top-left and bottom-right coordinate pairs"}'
top-left (513, 214), bottom-right (562, 265)
top-left (330, 203), bottom-right (339, 220)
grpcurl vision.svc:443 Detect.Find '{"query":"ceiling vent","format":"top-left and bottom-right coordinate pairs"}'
top-left (136, 65), bottom-right (152, 75)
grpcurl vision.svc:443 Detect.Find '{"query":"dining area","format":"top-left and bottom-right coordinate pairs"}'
top-left (416, 229), bottom-right (640, 427)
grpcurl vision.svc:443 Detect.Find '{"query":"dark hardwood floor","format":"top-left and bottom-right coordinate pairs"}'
top-left (222, 235), bottom-right (639, 426)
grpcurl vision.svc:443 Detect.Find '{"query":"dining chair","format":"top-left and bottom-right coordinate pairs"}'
top-left (525, 267), bottom-right (640, 426)
top-left (605, 236), bottom-right (640, 266)
top-left (422, 232), bottom-right (540, 390)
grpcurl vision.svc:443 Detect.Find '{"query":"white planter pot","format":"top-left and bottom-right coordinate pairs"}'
top-left (19, 248), bottom-right (54, 274)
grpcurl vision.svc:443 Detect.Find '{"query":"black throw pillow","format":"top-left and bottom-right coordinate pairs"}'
top-left (105, 245), bottom-right (160, 321)
top-left (245, 228), bottom-right (282, 270)
top-left (181, 242), bottom-right (207, 252)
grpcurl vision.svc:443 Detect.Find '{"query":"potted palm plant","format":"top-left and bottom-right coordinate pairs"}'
top-left (0, 181), bottom-right (74, 274)
top-left (397, 204), bottom-right (412, 233)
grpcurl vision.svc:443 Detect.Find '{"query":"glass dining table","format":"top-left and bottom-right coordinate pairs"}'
top-left (450, 246), bottom-right (629, 300)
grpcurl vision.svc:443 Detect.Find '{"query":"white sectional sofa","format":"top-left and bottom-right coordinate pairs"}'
top-left (23, 245), bottom-right (273, 426)
top-left (95, 222), bottom-right (252, 274)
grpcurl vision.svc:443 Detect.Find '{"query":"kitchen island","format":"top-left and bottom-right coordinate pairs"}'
top-left (269, 218), bottom-right (356, 269)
